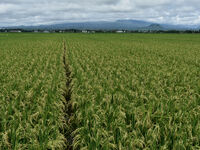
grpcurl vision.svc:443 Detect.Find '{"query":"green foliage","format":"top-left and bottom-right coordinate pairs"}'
top-left (65, 33), bottom-right (200, 149)
top-left (0, 34), bottom-right (66, 149)
top-left (0, 33), bottom-right (199, 149)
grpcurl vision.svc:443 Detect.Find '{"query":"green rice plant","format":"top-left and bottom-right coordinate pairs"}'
top-left (0, 33), bottom-right (66, 149)
top-left (64, 33), bottom-right (200, 149)
top-left (0, 33), bottom-right (199, 150)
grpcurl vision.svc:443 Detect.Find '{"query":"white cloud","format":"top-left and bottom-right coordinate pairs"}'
top-left (0, 4), bottom-right (19, 14)
top-left (0, 0), bottom-right (200, 26)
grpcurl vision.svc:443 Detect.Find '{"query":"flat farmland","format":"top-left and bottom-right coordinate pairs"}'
top-left (0, 33), bottom-right (200, 149)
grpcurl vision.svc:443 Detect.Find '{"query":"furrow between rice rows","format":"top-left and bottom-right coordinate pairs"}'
top-left (62, 41), bottom-right (75, 150)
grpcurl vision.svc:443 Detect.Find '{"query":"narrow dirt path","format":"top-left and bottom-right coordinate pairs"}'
top-left (63, 41), bottom-right (75, 150)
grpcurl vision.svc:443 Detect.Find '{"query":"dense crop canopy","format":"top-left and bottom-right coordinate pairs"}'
top-left (0, 34), bottom-right (66, 149)
top-left (0, 33), bottom-right (199, 149)
top-left (66, 34), bottom-right (200, 149)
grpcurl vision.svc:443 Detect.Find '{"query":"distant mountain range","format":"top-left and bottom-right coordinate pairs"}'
top-left (2, 20), bottom-right (200, 31)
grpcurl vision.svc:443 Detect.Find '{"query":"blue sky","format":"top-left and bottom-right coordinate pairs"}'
top-left (0, 0), bottom-right (200, 26)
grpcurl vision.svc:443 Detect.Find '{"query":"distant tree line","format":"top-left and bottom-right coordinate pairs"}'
top-left (0, 28), bottom-right (200, 33)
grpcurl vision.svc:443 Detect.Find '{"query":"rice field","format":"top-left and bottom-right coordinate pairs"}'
top-left (0, 33), bottom-right (200, 149)
top-left (0, 34), bottom-right (66, 149)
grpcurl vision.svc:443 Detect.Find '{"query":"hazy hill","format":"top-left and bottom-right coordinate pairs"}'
top-left (139, 24), bottom-right (164, 31)
top-left (3, 20), bottom-right (197, 31)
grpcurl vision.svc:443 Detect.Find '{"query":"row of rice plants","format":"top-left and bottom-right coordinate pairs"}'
top-left (0, 34), bottom-right (67, 149)
top-left (65, 34), bottom-right (200, 149)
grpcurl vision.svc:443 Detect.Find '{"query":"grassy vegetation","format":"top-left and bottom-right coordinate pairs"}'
top-left (0, 33), bottom-right (200, 149)
top-left (0, 34), bottom-right (66, 149)
top-left (65, 34), bottom-right (200, 149)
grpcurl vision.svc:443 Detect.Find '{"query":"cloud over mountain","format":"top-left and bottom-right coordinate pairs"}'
top-left (0, 0), bottom-right (200, 26)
